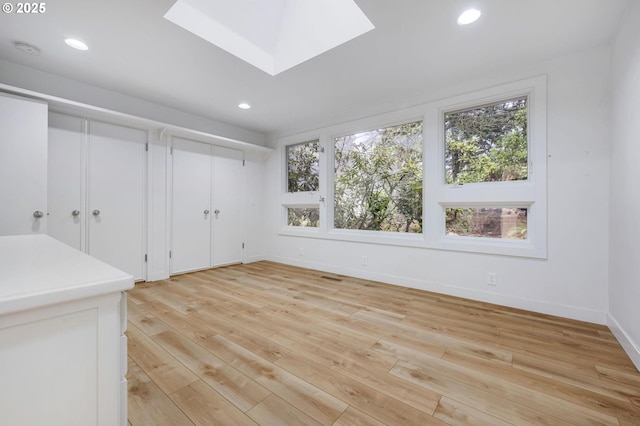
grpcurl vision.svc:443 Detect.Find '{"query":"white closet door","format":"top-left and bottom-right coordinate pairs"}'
top-left (171, 138), bottom-right (212, 274)
top-left (88, 121), bottom-right (146, 280)
top-left (47, 113), bottom-right (84, 250)
top-left (0, 94), bottom-right (48, 236)
top-left (212, 146), bottom-right (245, 267)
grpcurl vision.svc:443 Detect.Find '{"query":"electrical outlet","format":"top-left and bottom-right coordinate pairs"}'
top-left (487, 272), bottom-right (497, 286)
top-left (299, 247), bottom-right (304, 256)
top-left (361, 256), bottom-right (368, 266)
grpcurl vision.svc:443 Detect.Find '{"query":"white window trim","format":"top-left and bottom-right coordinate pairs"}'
top-left (278, 75), bottom-right (547, 258)
top-left (425, 75), bottom-right (547, 258)
top-left (280, 132), bottom-right (325, 232)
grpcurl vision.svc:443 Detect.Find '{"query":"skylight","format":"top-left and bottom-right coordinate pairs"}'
top-left (164, 0), bottom-right (375, 76)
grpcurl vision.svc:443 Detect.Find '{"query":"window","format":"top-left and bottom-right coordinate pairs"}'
top-left (445, 207), bottom-right (527, 239)
top-left (280, 76), bottom-right (546, 257)
top-left (287, 207), bottom-right (320, 227)
top-left (283, 139), bottom-right (322, 230)
top-left (334, 121), bottom-right (423, 233)
top-left (445, 97), bottom-right (528, 184)
top-left (287, 140), bottom-right (319, 193)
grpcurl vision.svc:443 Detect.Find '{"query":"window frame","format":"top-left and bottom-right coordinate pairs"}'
top-left (281, 133), bottom-right (325, 232)
top-left (279, 76), bottom-right (547, 258)
top-left (285, 139), bottom-right (320, 194)
top-left (424, 76), bottom-right (546, 257)
top-left (331, 119), bottom-right (424, 235)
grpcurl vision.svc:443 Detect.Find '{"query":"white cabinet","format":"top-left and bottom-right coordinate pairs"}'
top-left (171, 137), bottom-right (245, 274)
top-left (0, 234), bottom-right (133, 426)
top-left (47, 113), bottom-right (147, 280)
top-left (0, 93), bottom-right (48, 236)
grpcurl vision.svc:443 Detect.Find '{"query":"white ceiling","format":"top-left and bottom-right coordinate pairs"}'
top-left (0, 0), bottom-right (630, 138)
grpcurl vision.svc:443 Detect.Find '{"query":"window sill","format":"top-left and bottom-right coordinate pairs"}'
top-left (277, 228), bottom-right (547, 258)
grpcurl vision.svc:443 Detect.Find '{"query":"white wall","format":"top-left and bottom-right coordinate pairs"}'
top-left (0, 59), bottom-right (265, 147)
top-left (265, 45), bottom-right (612, 324)
top-left (244, 156), bottom-right (268, 263)
top-left (609, 1), bottom-right (640, 368)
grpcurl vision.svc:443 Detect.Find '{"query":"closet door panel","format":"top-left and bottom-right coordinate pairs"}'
top-left (0, 94), bottom-right (48, 235)
top-left (171, 138), bottom-right (212, 274)
top-left (47, 113), bottom-right (84, 250)
top-left (211, 146), bottom-right (245, 267)
top-left (88, 121), bottom-right (146, 280)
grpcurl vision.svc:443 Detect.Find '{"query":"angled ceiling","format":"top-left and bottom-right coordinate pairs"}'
top-left (0, 0), bottom-right (630, 137)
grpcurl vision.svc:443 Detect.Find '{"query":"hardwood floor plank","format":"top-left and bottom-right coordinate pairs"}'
top-left (152, 329), bottom-right (271, 412)
top-left (267, 329), bottom-right (442, 415)
top-left (170, 380), bottom-right (258, 426)
top-left (381, 340), bottom-right (620, 425)
top-left (127, 298), bottom-right (170, 336)
top-left (127, 324), bottom-right (199, 395)
top-left (200, 334), bottom-right (348, 425)
top-left (127, 359), bottom-right (195, 426)
top-left (126, 261), bottom-right (640, 425)
top-left (246, 394), bottom-right (324, 426)
top-left (433, 396), bottom-right (513, 426)
top-left (513, 352), bottom-right (640, 401)
top-left (443, 348), bottom-right (638, 424)
top-left (355, 310), bottom-right (513, 364)
top-left (276, 353), bottom-right (445, 425)
top-left (332, 407), bottom-right (387, 426)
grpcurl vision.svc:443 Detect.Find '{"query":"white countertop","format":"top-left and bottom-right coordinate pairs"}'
top-left (0, 234), bottom-right (134, 315)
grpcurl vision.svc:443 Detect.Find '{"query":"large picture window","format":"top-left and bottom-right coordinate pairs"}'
top-left (279, 76), bottom-right (546, 257)
top-left (334, 121), bottom-right (423, 233)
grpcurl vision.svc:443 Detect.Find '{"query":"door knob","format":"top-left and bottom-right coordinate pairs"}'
top-left (214, 209), bottom-right (220, 214)
top-left (92, 209), bottom-right (100, 216)
top-left (33, 210), bottom-right (44, 218)
top-left (204, 209), bottom-right (210, 215)
top-left (71, 210), bottom-right (80, 217)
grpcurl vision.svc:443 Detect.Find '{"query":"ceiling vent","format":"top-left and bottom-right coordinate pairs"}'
top-left (14, 42), bottom-right (41, 56)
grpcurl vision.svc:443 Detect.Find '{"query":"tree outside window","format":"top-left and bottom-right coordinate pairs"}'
top-left (334, 121), bottom-right (423, 233)
top-left (287, 140), bottom-right (319, 193)
top-left (444, 97), bottom-right (529, 239)
top-left (445, 97), bottom-right (527, 184)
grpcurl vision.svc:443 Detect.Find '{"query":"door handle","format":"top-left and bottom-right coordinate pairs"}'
top-left (92, 209), bottom-right (101, 216)
top-left (204, 209), bottom-right (210, 215)
top-left (33, 210), bottom-right (44, 218)
top-left (71, 210), bottom-right (80, 217)
top-left (214, 209), bottom-right (220, 214)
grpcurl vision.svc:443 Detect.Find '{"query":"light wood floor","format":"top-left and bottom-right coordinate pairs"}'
top-left (126, 261), bottom-right (640, 426)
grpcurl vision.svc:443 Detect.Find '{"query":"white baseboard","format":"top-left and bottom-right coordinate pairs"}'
top-left (265, 255), bottom-right (608, 325)
top-left (243, 255), bottom-right (266, 264)
top-left (607, 314), bottom-right (640, 371)
top-left (146, 272), bottom-right (170, 282)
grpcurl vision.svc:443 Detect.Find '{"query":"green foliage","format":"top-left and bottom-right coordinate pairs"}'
top-left (445, 98), bottom-right (528, 184)
top-left (288, 207), bottom-right (319, 227)
top-left (287, 141), bottom-right (319, 192)
top-left (334, 121), bottom-right (423, 233)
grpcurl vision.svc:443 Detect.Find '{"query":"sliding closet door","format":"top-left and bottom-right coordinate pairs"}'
top-left (211, 146), bottom-right (245, 267)
top-left (88, 120), bottom-right (146, 280)
top-left (171, 137), bottom-right (212, 274)
top-left (47, 113), bottom-right (84, 250)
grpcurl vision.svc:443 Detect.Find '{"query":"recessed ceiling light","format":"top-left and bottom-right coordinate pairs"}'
top-left (457, 9), bottom-right (481, 25)
top-left (65, 38), bottom-right (88, 51)
top-left (238, 103), bottom-right (251, 110)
